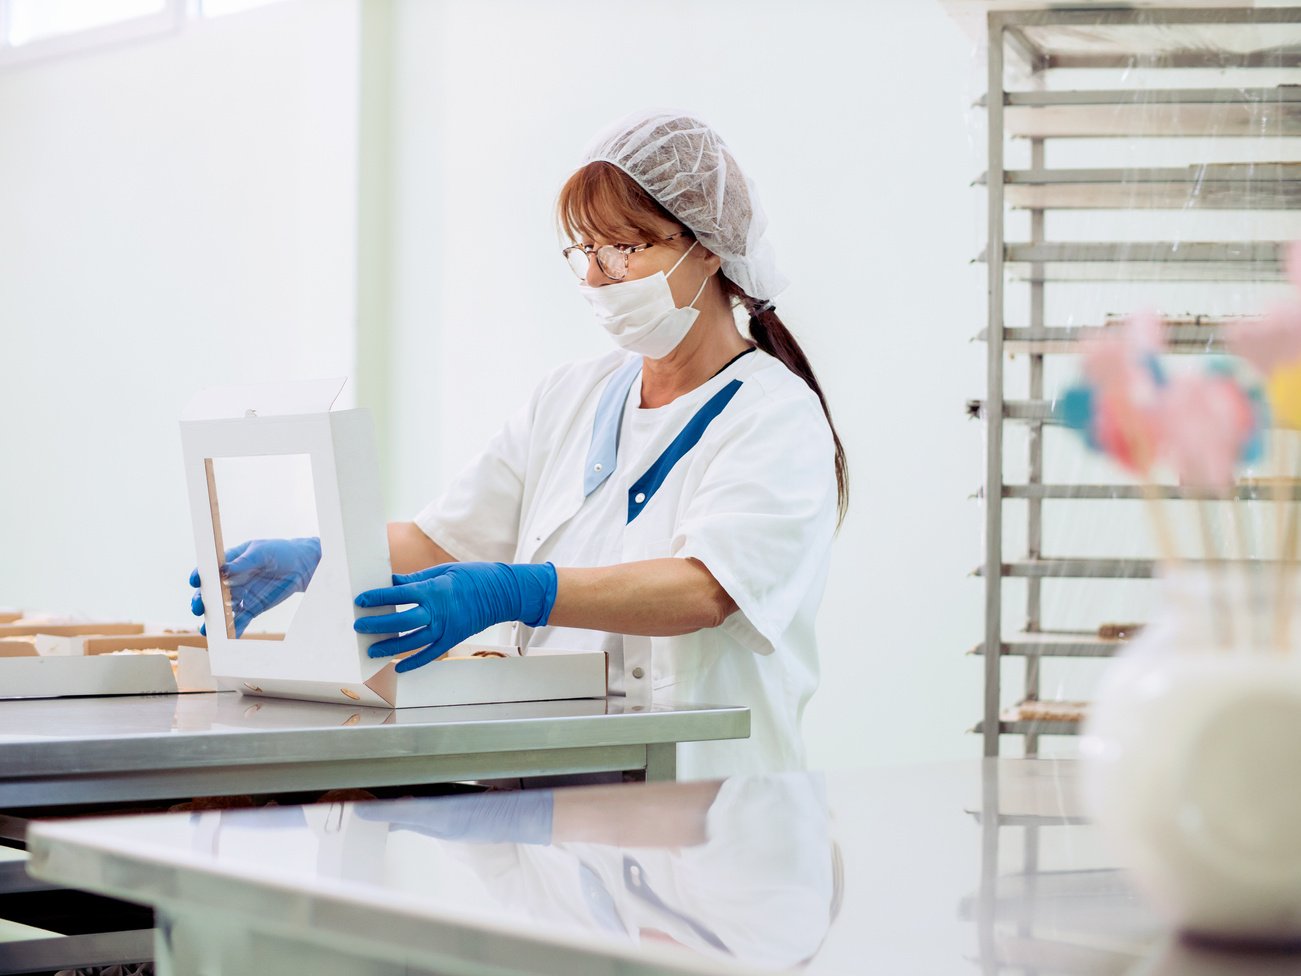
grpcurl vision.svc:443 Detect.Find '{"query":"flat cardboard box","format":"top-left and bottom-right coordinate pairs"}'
top-left (82, 634), bottom-right (217, 694)
top-left (0, 635), bottom-right (200, 658)
top-left (0, 631), bottom-right (217, 698)
top-left (0, 655), bottom-right (177, 699)
top-left (232, 645), bottom-right (608, 708)
top-left (81, 634), bottom-right (207, 655)
top-left (217, 691), bottom-right (612, 732)
top-left (0, 622), bottom-right (144, 639)
top-left (367, 650), bottom-right (607, 707)
top-left (181, 379), bottom-right (607, 708)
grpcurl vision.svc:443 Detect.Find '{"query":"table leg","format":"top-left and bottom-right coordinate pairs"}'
top-left (644, 742), bottom-right (677, 782)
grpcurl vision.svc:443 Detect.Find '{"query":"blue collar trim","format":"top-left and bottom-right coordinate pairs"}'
top-left (627, 379), bottom-right (743, 524)
top-left (583, 358), bottom-right (643, 498)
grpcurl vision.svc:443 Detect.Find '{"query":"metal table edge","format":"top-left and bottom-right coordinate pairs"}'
top-left (0, 704), bottom-right (751, 779)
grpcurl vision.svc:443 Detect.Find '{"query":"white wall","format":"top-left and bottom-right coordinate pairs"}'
top-left (383, 0), bottom-right (988, 769)
top-left (0, 0), bottom-right (361, 624)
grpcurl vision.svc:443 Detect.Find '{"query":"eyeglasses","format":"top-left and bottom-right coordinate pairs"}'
top-left (562, 232), bottom-right (686, 282)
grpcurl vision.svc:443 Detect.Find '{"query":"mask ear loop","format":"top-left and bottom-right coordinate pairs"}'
top-left (687, 272), bottom-right (711, 310)
top-left (667, 240), bottom-right (710, 309)
top-left (666, 240), bottom-right (698, 277)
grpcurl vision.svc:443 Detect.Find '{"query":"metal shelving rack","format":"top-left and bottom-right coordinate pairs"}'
top-left (974, 5), bottom-right (1301, 757)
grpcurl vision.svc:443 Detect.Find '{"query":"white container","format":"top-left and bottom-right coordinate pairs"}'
top-left (1082, 569), bottom-right (1301, 944)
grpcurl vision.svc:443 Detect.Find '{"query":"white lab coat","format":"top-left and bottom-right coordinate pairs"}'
top-left (414, 347), bottom-right (837, 780)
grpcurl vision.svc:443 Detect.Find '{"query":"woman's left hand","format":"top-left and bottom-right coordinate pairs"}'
top-left (353, 562), bottom-right (558, 672)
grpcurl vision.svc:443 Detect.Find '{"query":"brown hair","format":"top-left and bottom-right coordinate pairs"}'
top-left (558, 161), bottom-right (849, 525)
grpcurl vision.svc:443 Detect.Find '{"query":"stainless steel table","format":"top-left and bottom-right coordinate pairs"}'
top-left (29, 758), bottom-right (1301, 975)
top-left (0, 692), bottom-right (750, 810)
top-left (0, 691), bottom-right (748, 974)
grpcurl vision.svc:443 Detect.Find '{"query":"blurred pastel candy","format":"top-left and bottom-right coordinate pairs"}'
top-left (1206, 357), bottom-right (1269, 464)
top-left (1083, 310), bottom-right (1166, 401)
top-left (1225, 304), bottom-right (1301, 376)
top-left (1082, 332), bottom-right (1131, 387)
top-left (1057, 383), bottom-right (1154, 468)
top-left (1128, 308), bottom-right (1166, 355)
top-left (1059, 385), bottom-right (1096, 444)
top-left (1268, 361), bottom-right (1301, 430)
top-left (1068, 311), bottom-right (1169, 471)
top-left (1159, 372), bottom-right (1255, 490)
top-left (1226, 242), bottom-right (1301, 375)
top-left (1093, 391), bottom-right (1160, 472)
top-left (1242, 384), bottom-right (1270, 465)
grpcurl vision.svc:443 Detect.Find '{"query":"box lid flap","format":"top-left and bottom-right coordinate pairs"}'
top-left (182, 378), bottom-right (346, 422)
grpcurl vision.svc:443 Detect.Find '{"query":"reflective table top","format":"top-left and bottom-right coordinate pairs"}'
top-left (0, 692), bottom-right (747, 776)
top-left (28, 759), bottom-right (1301, 975)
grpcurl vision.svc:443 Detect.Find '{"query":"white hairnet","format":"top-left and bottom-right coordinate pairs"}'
top-left (582, 110), bottom-right (788, 301)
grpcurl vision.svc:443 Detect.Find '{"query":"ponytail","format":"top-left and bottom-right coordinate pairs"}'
top-left (725, 279), bottom-right (849, 527)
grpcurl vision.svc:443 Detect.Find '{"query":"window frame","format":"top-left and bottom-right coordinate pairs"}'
top-left (0, 0), bottom-right (186, 68)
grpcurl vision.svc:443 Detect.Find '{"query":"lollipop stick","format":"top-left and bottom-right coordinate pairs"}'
top-left (1140, 480), bottom-right (1180, 565)
top-left (1277, 432), bottom-right (1289, 562)
top-left (1232, 502), bottom-right (1262, 649)
top-left (1275, 433), bottom-right (1296, 651)
top-left (1278, 435), bottom-right (1301, 653)
top-left (1115, 398), bottom-right (1180, 565)
top-left (1197, 500), bottom-right (1232, 648)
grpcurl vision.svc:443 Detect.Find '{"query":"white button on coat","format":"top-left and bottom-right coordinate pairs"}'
top-left (414, 349), bottom-right (837, 781)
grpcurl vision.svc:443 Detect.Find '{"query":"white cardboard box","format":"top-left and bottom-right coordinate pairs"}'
top-left (0, 632), bottom-right (216, 698)
top-left (0, 655), bottom-right (178, 699)
top-left (180, 379), bottom-right (606, 708)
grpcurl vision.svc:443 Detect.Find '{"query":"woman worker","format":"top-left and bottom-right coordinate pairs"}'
top-left (192, 111), bottom-right (848, 780)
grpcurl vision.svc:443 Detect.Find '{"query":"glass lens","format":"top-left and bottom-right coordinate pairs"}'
top-left (565, 247), bottom-right (590, 280)
top-left (596, 245), bottom-right (628, 280)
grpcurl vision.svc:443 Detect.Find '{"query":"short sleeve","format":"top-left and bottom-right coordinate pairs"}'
top-left (413, 394), bottom-right (537, 564)
top-left (672, 392), bottom-right (838, 655)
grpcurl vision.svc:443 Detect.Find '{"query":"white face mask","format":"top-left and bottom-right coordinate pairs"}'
top-left (577, 241), bottom-right (710, 359)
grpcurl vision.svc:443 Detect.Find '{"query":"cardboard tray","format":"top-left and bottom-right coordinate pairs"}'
top-left (0, 622), bottom-right (145, 639)
top-left (0, 630), bottom-right (217, 699)
top-left (237, 647), bottom-right (609, 708)
top-left (0, 654), bottom-right (179, 699)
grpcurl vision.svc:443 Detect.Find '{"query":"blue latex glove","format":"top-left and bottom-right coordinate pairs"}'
top-left (353, 790), bottom-right (555, 845)
top-left (189, 537), bottom-right (321, 638)
top-left (354, 562), bottom-right (558, 672)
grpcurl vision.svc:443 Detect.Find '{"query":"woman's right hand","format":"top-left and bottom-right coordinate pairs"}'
top-left (189, 537), bottom-right (322, 637)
